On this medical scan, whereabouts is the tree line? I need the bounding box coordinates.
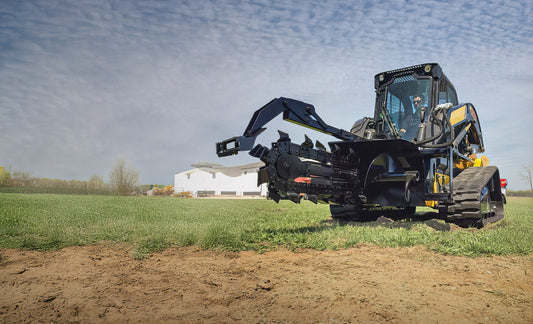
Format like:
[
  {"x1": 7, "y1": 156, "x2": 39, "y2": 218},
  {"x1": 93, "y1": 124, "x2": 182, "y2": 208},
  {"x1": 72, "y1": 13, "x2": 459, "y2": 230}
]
[{"x1": 0, "y1": 157, "x2": 141, "y2": 196}]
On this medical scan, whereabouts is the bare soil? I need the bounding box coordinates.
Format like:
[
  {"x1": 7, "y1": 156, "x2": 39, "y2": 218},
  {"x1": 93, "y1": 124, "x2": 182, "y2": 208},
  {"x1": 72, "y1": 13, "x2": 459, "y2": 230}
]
[{"x1": 1, "y1": 244, "x2": 531, "y2": 323}]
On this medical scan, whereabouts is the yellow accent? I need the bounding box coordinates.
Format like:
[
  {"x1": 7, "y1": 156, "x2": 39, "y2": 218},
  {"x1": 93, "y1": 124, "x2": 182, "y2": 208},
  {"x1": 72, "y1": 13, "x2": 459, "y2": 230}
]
[
  {"x1": 455, "y1": 152, "x2": 490, "y2": 169},
  {"x1": 286, "y1": 119, "x2": 333, "y2": 136},
  {"x1": 455, "y1": 153, "x2": 476, "y2": 170},
  {"x1": 474, "y1": 155, "x2": 489, "y2": 166},
  {"x1": 450, "y1": 105, "x2": 467, "y2": 126},
  {"x1": 425, "y1": 200, "x2": 437, "y2": 208},
  {"x1": 472, "y1": 155, "x2": 489, "y2": 167},
  {"x1": 425, "y1": 172, "x2": 450, "y2": 208},
  {"x1": 455, "y1": 160, "x2": 474, "y2": 170}
]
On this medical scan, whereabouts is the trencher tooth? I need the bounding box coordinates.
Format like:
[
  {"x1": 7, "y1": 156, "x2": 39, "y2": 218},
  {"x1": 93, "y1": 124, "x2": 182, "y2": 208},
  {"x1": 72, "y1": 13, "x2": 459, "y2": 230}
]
[
  {"x1": 277, "y1": 130, "x2": 291, "y2": 142},
  {"x1": 288, "y1": 193, "x2": 302, "y2": 204},
  {"x1": 302, "y1": 134, "x2": 313, "y2": 148},
  {"x1": 315, "y1": 140, "x2": 326, "y2": 151}
]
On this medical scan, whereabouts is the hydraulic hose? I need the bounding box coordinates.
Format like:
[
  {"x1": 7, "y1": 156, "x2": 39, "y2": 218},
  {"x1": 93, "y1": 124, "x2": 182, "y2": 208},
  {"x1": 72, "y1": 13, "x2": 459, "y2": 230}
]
[{"x1": 416, "y1": 104, "x2": 456, "y2": 148}]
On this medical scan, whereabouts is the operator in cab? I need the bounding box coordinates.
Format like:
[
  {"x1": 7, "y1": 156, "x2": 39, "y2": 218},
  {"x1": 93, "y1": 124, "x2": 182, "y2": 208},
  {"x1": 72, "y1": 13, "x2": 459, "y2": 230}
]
[{"x1": 400, "y1": 95, "x2": 426, "y2": 141}]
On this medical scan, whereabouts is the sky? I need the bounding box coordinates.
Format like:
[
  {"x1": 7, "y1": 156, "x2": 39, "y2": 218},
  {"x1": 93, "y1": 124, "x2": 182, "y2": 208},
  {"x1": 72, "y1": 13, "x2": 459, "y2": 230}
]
[{"x1": 1, "y1": 0, "x2": 532, "y2": 189}]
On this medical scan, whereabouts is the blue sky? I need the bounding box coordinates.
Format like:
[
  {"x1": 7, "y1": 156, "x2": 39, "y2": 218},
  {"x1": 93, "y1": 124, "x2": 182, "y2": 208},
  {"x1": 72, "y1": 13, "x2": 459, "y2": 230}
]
[{"x1": 1, "y1": 0, "x2": 532, "y2": 189}]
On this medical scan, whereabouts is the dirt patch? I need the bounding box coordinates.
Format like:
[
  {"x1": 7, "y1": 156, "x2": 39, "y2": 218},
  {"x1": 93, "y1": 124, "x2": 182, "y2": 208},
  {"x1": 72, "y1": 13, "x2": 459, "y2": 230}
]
[{"x1": 1, "y1": 245, "x2": 531, "y2": 323}]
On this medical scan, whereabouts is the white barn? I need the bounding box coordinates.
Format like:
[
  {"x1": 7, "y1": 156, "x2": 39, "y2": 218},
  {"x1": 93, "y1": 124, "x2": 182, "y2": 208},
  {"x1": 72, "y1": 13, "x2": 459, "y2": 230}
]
[{"x1": 174, "y1": 162, "x2": 267, "y2": 197}]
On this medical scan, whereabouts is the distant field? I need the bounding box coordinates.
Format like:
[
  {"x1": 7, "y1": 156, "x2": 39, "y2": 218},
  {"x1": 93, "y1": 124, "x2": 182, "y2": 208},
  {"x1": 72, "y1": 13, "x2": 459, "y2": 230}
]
[{"x1": 0, "y1": 194, "x2": 531, "y2": 258}]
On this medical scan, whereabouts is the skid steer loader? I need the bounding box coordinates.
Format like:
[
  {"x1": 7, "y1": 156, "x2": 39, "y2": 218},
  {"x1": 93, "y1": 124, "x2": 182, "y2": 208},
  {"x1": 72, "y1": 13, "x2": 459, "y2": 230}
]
[{"x1": 216, "y1": 63, "x2": 504, "y2": 228}]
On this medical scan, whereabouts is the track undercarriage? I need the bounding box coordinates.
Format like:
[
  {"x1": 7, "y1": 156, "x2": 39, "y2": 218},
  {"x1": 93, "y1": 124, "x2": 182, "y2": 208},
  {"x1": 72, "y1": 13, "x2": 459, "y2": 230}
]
[{"x1": 248, "y1": 132, "x2": 503, "y2": 228}]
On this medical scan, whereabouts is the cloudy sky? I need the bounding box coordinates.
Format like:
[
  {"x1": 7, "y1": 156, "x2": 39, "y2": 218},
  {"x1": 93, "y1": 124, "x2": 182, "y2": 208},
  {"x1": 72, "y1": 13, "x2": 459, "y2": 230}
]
[{"x1": 1, "y1": 0, "x2": 532, "y2": 189}]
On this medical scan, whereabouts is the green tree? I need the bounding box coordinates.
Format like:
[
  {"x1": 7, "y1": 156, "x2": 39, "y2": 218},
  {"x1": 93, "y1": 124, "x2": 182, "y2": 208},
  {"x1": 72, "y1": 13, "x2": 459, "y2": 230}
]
[
  {"x1": 0, "y1": 166, "x2": 10, "y2": 186},
  {"x1": 109, "y1": 157, "x2": 140, "y2": 195}
]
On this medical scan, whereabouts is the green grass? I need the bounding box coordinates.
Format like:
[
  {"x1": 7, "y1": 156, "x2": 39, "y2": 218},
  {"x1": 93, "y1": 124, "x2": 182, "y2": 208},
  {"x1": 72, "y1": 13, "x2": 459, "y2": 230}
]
[{"x1": 1, "y1": 194, "x2": 532, "y2": 258}]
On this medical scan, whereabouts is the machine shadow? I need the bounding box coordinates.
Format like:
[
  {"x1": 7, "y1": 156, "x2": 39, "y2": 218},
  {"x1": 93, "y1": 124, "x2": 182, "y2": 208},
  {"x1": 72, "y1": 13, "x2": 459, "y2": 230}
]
[
  {"x1": 254, "y1": 212, "x2": 455, "y2": 240},
  {"x1": 320, "y1": 212, "x2": 453, "y2": 232}
]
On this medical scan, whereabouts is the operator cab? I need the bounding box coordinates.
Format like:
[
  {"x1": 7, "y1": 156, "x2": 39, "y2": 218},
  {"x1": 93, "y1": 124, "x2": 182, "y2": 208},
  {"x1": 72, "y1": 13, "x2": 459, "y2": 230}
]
[{"x1": 374, "y1": 63, "x2": 458, "y2": 142}]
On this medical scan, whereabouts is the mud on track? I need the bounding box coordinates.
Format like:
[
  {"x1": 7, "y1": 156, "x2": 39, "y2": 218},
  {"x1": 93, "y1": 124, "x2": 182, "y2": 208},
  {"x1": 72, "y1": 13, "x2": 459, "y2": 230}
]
[{"x1": 1, "y1": 244, "x2": 532, "y2": 323}]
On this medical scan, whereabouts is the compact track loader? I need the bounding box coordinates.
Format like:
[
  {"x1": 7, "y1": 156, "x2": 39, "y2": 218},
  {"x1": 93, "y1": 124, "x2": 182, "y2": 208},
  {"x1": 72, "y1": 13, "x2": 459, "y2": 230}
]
[{"x1": 216, "y1": 63, "x2": 504, "y2": 228}]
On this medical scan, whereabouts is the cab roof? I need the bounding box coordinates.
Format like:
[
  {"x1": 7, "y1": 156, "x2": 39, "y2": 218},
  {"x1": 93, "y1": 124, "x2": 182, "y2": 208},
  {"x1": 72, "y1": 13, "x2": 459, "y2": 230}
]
[{"x1": 374, "y1": 63, "x2": 444, "y2": 89}]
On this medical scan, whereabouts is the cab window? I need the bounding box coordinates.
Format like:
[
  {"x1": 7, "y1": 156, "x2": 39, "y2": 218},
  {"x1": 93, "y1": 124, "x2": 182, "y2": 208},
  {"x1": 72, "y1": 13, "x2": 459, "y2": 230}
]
[
  {"x1": 438, "y1": 79, "x2": 458, "y2": 105},
  {"x1": 383, "y1": 74, "x2": 430, "y2": 140}
]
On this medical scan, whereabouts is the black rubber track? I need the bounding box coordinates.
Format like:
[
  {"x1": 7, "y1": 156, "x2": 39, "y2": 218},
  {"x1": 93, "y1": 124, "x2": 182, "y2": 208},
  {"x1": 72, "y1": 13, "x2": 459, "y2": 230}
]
[{"x1": 445, "y1": 166, "x2": 504, "y2": 228}]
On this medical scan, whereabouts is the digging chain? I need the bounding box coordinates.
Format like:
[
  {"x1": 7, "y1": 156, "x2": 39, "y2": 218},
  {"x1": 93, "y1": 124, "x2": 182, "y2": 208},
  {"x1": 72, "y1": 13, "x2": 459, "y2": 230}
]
[{"x1": 250, "y1": 136, "x2": 362, "y2": 204}]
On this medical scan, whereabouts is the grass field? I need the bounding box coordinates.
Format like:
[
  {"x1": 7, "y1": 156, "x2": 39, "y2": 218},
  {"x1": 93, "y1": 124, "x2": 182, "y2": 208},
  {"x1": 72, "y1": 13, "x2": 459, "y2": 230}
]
[{"x1": 1, "y1": 193, "x2": 532, "y2": 258}]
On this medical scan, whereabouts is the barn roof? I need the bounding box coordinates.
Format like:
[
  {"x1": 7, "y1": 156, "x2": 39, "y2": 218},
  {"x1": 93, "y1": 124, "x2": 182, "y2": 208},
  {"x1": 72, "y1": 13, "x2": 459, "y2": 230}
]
[{"x1": 176, "y1": 162, "x2": 265, "y2": 177}]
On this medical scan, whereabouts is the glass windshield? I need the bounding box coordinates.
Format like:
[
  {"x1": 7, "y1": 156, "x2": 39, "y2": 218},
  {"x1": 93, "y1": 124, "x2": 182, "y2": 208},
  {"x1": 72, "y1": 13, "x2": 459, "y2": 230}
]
[
  {"x1": 384, "y1": 75, "x2": 430, "y2": 141},
  {"x1": 438, "y1": 78, "x2": 458, "y2": 106}
]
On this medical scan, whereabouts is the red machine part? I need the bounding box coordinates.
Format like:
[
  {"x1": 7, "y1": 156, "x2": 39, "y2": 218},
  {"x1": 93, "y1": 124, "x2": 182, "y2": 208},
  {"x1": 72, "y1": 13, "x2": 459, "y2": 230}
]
[
  {"x1": 294, "y1": 177, "x2": 312, "y2": 184},
  {"x1": 500, "y1": 178, "x2": 507, "y2": 188}
]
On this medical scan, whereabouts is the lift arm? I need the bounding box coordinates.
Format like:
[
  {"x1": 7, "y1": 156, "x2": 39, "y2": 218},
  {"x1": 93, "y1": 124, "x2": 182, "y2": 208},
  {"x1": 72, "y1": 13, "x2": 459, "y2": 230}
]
[{"x1": 216, "y1": 97, "x2": 359, "y2": 157}]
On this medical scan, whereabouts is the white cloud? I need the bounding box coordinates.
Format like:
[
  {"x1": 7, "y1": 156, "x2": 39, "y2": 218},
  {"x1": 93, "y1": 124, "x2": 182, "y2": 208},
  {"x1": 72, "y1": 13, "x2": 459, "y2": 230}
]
[{"x1": 0, "y1": 0, "x2": 532, "y2": 188}]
